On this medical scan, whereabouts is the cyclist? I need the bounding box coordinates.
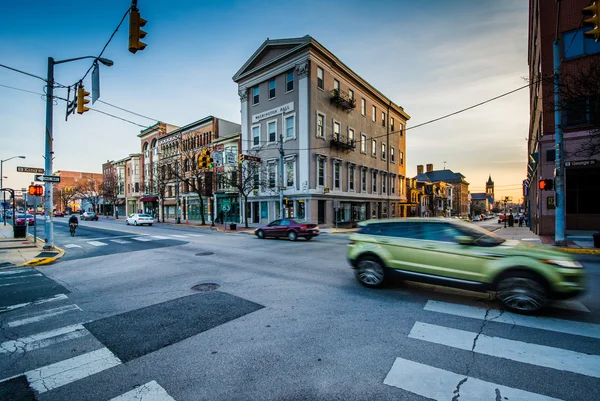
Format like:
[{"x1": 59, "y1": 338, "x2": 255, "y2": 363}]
[{"x1": 68, "y1": 214, "x2": 79, "y2": 235}]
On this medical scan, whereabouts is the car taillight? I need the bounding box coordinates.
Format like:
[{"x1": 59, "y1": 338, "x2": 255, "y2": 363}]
[{"x1": 301, "y1": 225, "x2": 307, "y2": 229}]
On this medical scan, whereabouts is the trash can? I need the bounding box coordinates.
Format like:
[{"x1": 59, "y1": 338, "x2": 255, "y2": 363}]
[
  {"x1": 593, "y1": 232, "x2": 600, "y2": 249},
  {"x1": 229, "y1": 223, "x2": 237, "y2": 231},
  {"x1": 13, "y1": 224, "x2": 27, "y2": 238}
]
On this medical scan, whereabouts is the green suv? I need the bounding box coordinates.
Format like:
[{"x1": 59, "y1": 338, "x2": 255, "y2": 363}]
[{"x1": 347, "y1": 218, "x2": 585, "y2": 314}]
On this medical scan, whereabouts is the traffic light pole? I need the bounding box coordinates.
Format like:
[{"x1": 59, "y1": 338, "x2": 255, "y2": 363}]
[
  {"x1": 43, "y1": 57, "x2": 55, "y2": 250},
  {"x1": 553, "y1": 38, "x2": 566, "y2": 245}
]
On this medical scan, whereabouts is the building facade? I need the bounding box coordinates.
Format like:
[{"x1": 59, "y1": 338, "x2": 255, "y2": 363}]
[
  {"x1": 413, "y1": 164, "x2": 469, "y2": 217},
  {"x1": 233, "y1": 36, "x2": 411, "y2": 226},
  {"x1": 53, "y1": 170, "x2": 103, "y2": 213},
  {"x1": 527, "y1": 0, "x2": 600, "y2": 235}
]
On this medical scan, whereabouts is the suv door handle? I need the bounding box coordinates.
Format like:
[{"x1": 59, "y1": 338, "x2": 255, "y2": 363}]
[
  {"x1": 379, "y1": 239, "x2": 390, "y2": 244},
  {"x1": 424, "y1": 245, "x2": 436, "y2": 249}
]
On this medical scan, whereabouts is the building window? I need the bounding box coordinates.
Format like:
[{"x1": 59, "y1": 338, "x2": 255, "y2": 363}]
[
  {"x1": 361, "y1": 169, "x2": 367, "y2": 192},
  {"x1": 286, "y1": 71, "x2": 294, "y2": 92},
  {"x1": 361, "y1": 98, "x2": 366, "y2": 116},
  {"x1": 333, "y1": 79, "x2": 339, "y2": 92},
  {"x1": 372, "y1": 171, "x2": 377, "y2": 193},
  {"x1": 564, "y1": 97, "x2": 599, "y2": 127},
  {"x1": 381, "y1": 143, "x2": 386, "y2": 160},
  {"x1": 399, "y1": 123, "x2": 404, "y2": 136},
  {"x1": 333, "y1": 121, "x2": 340, "y2": 140},
  {"x1": 400, "y1": 150, "x2": 404, "y2": 165},
  {"x1": 360, "y1": 133, "x2": 367, "y2": 153},
  {"x1": 317, "y1": 113, "x2": 325, "y2": 137},
  {"x1": 562, "y1": 28, "x2": 600, "y2": 59},
  {"x1": 546, "y1": 149, "x2": 555, "y2": 162},
  {"x1": 334, "y1": 162, "x2": 341, "y2": 189},
  {"x1": 317, "y1": 67, "x2": 324, "y2": 90},
  {"x1": 253, "y1": 86, "x2": 259, "y2": 105},
  {"x1": 252, "y1": 126, "x2": 260, "y2": 146},
  {"x1": 382, "y1": 174, "x2": 387, "y2": 194},
  {"x1": 253, "y1": 167, "x2": 259, "y2": 190},
  {"x1": 382, "y1": 112, "x2": 386, "y2": 127},
  {"x1": 348, "y1": 89, "x2": 354, "y2": 101},
  {"x1": 318, "y1": 158, "x2": 325, "y2": 186},
  {"x1": 391, "y1": 117, "x2": 395, "y2": 132},
  {"x1": 348, "y1": 128, "x2": 355, "y2": 145},
  {"x1": 372, "y1": 139, "x2": 377, "y2": 157},
  {"x1": 285, "y1": 115, "x2": 295, "y2": 139},
  {"x1": 349, "y1": 165, "x2": 355, "y2": 191},
  {"x1": 372, "y1": 105, "x2": 376, "y2": 122},
  {"x1": 390, "y1": 147, "x2": 395, "y2": 163},
  {"x1": 268, "y1": 163, "x2": 276, "y2": 189},
  {"x1": 268, "y1": 121, "x2": 277, "y2": 143},
  {"x1": 269, "y1": 79, "x2": 276, "y2": 99},
  {"x1": 391, "y1": 176, "x2": 396, "y2": 194},
  {"x1": 286, "y1": 159, "x2": 295, "y2": 187}
]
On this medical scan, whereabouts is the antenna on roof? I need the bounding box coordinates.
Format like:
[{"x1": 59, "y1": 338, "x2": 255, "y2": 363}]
[{"x1": 443, "y1": 161, "x2": 447, "y2": 169}]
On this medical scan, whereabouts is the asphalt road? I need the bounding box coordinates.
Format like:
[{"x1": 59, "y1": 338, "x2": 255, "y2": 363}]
[{"x1": 1, "y1": 220, "x2": 599, "y2": 400}]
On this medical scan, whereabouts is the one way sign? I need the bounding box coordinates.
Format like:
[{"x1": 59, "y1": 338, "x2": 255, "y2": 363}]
[{"x1": 34, "y1": 174, "x2": 61, "y2": 183}]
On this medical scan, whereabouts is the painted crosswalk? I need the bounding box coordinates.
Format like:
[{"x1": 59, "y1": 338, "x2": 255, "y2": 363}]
[
  {"x1": 110, "y1": 380, "x2": 176, "y2": 401},
  {"x1": 7, "y1": 304, "x2": 82, "y2": 327},
  {"x1": 383, "y1": 299, "x2": 600, "y2": 399},
  {"x1": 60, "y1": 233, "x2": 206, "y2": 250}
]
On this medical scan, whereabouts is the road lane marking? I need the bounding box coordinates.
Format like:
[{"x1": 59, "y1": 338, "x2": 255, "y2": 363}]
[
  {"x1": 552, "y1": 300, "x2": 591, "y2": 312},
  {"x1": 110, "y1": 380, "x2": 176, "y2": 401},
  {"x1": 87, "y1": 241, "x2": 109, "y2": 247},
  {"x1": 87, "y1": 234, "x2": 147, "y2": 241},
  {"x1": 0, "y1": 269, "x2": 34, "y2": 275},
  {"x1": 131, "y1": 237, "x2": 153, "y2": 242},
  {"x1": 409, "y1": 322, "x2": 600, "y2": 378},
  {"x1": 383, "y1": 357, "x2": 562, "y2": 401},
  {"x1": 2, "y1": 274, "x2": 43, "y2": 280},
  {"x1": 63, "y1": 244, "x2": 82, "y2": 248},
  {"x1": 150, "y1": 236, "x2": 171, "y2": 240},
  {"x1": 0, "y1": 294, "x2": 68, "y2": 313},
  {"x1": 25, "y1": 347, "x2": 122, "y2": 393},
  {"x1": 110, "y1": 239, "x2": 132, "y2": 244},
  {"x1": 0, "y1": 324, "x2": 89, "y2": 354},
  {"x1": 169, "y1": 235, "x2": 188, "y2": 238},
  {"x1": 186, "y1": 234, "x2": 205, "y2": 237},
  {"x1": 8, "y1": 304, "x2": 82, "y2": 327},
  {"x1": 424, "y1": 300, "x2": 600, "y2": 339}
]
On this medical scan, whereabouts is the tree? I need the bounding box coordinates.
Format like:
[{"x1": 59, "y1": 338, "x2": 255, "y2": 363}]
[
  {"x1": 145, "y1": 160, "x2": 169, "y2": 222},
  {"x1": 101, "y1": 170, "x2": 119, "y2": 216},
  {"x1": 74, "y1": 176, "x2": 101, "y2": 213},
  {"x1": 53, "y1": 185, "x2": 76, "y2": 212}
]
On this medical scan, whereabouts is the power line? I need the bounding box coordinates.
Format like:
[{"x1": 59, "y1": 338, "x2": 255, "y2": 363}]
[
  {"x1": 97, "y1": 100, "x2": 160, "y2": 122},
  {"x1": 89, "y1": 108, "x2": 148, "y2": 127}
]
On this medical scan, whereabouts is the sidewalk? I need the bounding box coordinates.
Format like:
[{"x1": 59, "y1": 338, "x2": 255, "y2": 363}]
[
  {"x1": 494, "y1": 225, "x2": 600, "y2": 255},
  {"x1": 0, "y1": 224, "x2": 64, "y2": 269}
]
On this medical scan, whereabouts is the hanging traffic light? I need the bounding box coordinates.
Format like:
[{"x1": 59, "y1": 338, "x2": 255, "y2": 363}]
[
  {"x1": 128, "y1": 7, "x2": 147, "y2": 53},
  {"x1": 583, "y1": 1, "x2": 600, "y2": 42},
  {"x1": 77, "y1": 85, "x2": 90, "y2": 114}
]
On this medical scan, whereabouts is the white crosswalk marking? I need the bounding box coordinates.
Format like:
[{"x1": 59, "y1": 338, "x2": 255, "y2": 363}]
[
  {"x1": 186, "y1": 234, "x2": 205, "y2": 237},
  {"x1": 110, "y1": 239, "x2": 132, "y2": 244},
  {"x1": 424, "y1": 300, "x2": 600, "y2": 339},
  {"x1": 131, "y1": 237, "x2": 153, "y2": 242},
  {"x1": 110, "y1": 380, "x2": 176, "y2": 401},
  {"x1": 384, "y1": 357, "x2": 562, "y2": 401},
  {"x1": 409, "y1": 322, "x2": 600, "y2": 378},
  {"x1": 3, "y1": 274, "x2": 42, "y2": 280},
  {"x1": 0, "y1": 294, "x2": 68, "y2": 313},
  {"x1": 0, "y1": 269, "x2": 33, "y2": 275},
  {"x1": 87, "y1": 241, "x2": 109, "y2": 247},
  {"x1": 169, "y1": 235, "x2": 188, "y2": 238},
  {"x1": 0, "y1": 324, "x2": 89, "y2": 354},
  {"x1": 8, "y1": 304, "x2": 82, "y2": 327},
  {"x1": 63, "y1": 244, "x2": 82, "y2": 248},
  {"x1": 150, "y1": 235, "x2": 171, "y2": 240},
  {"x1": 26, "y1": 347, "x2": 122, "y2": 393}
]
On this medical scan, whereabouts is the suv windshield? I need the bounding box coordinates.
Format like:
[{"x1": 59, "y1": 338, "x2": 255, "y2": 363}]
[{"x1": 455, "y1": 222, "x2": 506, "y2": 247}]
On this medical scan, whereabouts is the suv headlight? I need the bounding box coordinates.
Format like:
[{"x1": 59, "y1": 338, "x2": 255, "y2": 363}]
[{"x1": 542, "y1": 259, "x2": 583, "y2": 268}]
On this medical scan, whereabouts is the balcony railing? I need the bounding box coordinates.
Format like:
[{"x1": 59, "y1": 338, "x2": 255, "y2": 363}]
[
  {"x1": 330, "y1": 89, "x2": 356, "y2": 111},
  {"x1": 330, "y1": 134, "x2": 356, "y2": 151}
]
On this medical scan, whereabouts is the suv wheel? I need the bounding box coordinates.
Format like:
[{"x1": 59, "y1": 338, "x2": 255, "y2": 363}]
[
  {"x1": 496, "y1": 272, "x2": 548, "y2": 314},
  {"x1": 356, "y1": 256, "x2": 386, "y2": 288}
]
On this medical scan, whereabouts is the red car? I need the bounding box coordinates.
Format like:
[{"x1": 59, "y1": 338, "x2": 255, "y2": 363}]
[
  {"x1": 53, "y1": 210, "x2": 64, "y2": 217},
  {"x1": 255, "y1": 219, "x2": 320, "y2": 241},
  {"x1": 15, "y1": 214, "x2": 35, "y2": 226}
]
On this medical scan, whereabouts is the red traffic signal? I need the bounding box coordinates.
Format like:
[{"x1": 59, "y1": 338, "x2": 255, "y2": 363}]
[
  {"x1": 28, "y1": 185, "x2": 43, "y2": 196},
  {"x1": 538, "y1": 178, "x2": 554, "y2": 191}
]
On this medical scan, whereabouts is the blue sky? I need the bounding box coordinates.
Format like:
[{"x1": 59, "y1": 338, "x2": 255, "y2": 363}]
[{"x1": 1, "y1": 0, "x2": 529, "y2": 201}]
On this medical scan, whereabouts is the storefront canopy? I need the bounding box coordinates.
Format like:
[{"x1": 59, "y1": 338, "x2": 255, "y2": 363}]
[{"x1": 140, "y1": 196, "x2": 158, "y2": 202}]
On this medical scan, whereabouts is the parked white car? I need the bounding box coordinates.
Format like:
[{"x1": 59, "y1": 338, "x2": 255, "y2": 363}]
[{"x1": 126, "y1": 213, "x2": 154, "y2": 226}]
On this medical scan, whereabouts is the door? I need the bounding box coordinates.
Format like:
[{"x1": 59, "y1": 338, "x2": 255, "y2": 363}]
[
  {"x1": 318, "y1": 200, "x2": 325, "y2": 224},
  {"x1": 265, "y1": 219, "x2": 282, "y2": 237}
]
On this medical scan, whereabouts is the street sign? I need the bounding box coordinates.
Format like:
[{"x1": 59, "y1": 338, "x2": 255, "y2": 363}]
[
  {"x1": 17, "y1": 166, "x2": 45, "y2": 174},
  {"x1": 222, "y1": 204, "x2": 231, "y2": 212},
  {"x1": 243, "y1": 155, "x2": 261, "y2": 163},
  {"x1": 565, "y1": 160, "x2": 596, "y2": 167},
  {"x1": 34, "y1": 174, "x2": 61, "y2": 183}
]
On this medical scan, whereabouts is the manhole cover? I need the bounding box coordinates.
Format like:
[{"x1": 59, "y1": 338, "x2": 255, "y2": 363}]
[
  {"x1": 195, "y1": 252, "x2": 214, "y2": 256},
  {"x1": 191, "y1": 283, "x2": 220, "y2": 292}
]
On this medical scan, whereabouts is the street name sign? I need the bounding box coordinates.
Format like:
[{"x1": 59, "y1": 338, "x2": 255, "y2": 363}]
[
  {"x1": 243, "y1": 155, "x2": 262, "y2": 163},
  {"x1": 17, "y1": 166, "x2": 45, "y2": 174},
  {"x1": 34, "y1": 175, "x2": 61, "y2": 183}
]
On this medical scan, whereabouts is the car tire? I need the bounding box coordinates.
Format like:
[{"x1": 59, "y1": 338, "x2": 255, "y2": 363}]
[
  {"x1": 287, "y1": 230, "x2": 297, "y2": 241},
  {"x1": 134, "y1": 221, "x2": 138, "y2": 226},
  {"x1": 256, "y1": 229, "x2": 265, "y2": 239},
  {"x1": 126, "y1": 221, "x2": 130, "y2": 225},
  {"x1": 355, "y1": 256, "x2": 387, "y2": 288},
  {"x1": 496, "y1": 271, "x2": 548, "y2": 314},
  {"x1": 306, "y1": 236, "x2": 313, "y2": 240}
]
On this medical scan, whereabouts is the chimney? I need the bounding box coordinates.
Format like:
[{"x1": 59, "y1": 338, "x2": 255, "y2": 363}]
[
  {"x1": 426, "y1": 164, "x2": 433, "y2": 173},
  {"x1": 417, "y1": 165, "x2": 424, "y2": 175}
]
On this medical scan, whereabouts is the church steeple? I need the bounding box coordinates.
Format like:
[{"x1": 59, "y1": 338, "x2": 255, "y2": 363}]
[
  {"x1": 486, "y1": 175, "x2": 494, "y2": 201},
  {"x1": 486, "y1": 174, "x2": 494, "y2": 185}
]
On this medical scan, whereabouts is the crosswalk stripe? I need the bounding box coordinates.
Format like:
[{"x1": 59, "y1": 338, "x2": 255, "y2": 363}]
[
  {"x1": 552, "y1": 300, "x2": 591, "y2": 313},
  {"x1": 424, "y1": 300, "x2": 600, "y2": 339},
  {"x1": 110, "y1": 239, "x2": 132, "y2": 244},
  {"x1": 0, "y1": 269, "x2": 33, "y2": 275},
  {"x1": 0, "y1": 294, "x2": 68, "y2": 313},
  {"x1": 3, "y1": 274, "x2": 43, "y2": 280},
  {"x1": 0, "y1": 324, "x2": 89, "y2": 354},
  {"x1": 169, "y1": 235, "x2": 188, "y2": 238},
  {"x1": 383, "y1": 357, "x2": 562, "y2": 401},
  {"x1": 87, "y1": 241, "x2": 109, "y2": 247},
  {"x1": 150, "y1": 236, "x2": 171, "y2": 240},
  {"x1": 110, "y1": 380, "x2": 176, "y2": 401},
  {"x1": 7, "y1": 304, "x2": 82, "y2": 327},
  {"x1": 409, "y1": 322, "x2": 600, "y2": 378},
  {"x1": 186, "y1": 234, "x2": 205, "y2": 237},
  {"x1": 131, "y1": 237, "x2": 153, "y2": 242},
  {"x1": 63, "y1": 244, "x2": 82, "y2": 248},
  {"x1": 26, "y1": 347, "x2": 122, "y2": 393}
]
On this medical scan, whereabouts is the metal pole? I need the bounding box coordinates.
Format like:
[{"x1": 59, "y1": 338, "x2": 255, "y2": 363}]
[
  {"x1": 33, "y1": 190, "x2": 37, "y2": 244},
  {"x1": 1, "y1": 159, "x2": 4, "y2": 226},
  {"x1": 279, "y1": 132, "x2": 284, "y2": 219},
  {"x1": 553, "y1": 38, "x2": 566, "y2": 246},
  {"x1": 44, "y1": 57, "x2": 55, "y2": 250}
]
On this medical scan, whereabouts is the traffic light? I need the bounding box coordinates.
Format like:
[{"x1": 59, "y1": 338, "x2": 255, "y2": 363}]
[
  {"x1": 538, "y1": 178, "x2": 554, "y2": 191},
  {"x1": 239, "y1": 154, "x2": 244, "y2": 164},
  {"x1": 198, "y1": 155, "x2": 206, "y2": 169},
  {"x1": 208, "y1": 156, "x2": 214, "y2": 169},
  {"x1": 583, "y1": 1, "x2": 600, "y2": 42},
  {"x1": 128, "y1": 7, "x2": 147, "y2": 53},
  {"x1": 77, "y1": 85, "x2": 90, "y2": 114},
  {"x1": 28, "y1": 185, "x2": 43, "y2": 196}
]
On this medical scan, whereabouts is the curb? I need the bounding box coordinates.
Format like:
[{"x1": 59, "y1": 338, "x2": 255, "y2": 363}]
[{"x1": 556, "y1": 247, "x2": 600, "y2": 255}]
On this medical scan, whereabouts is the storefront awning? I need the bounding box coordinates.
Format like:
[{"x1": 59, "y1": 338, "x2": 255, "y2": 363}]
[
  {"x1": 114, "y1": 199, "x2": 126, "y2": 205},
  {"x1": 140, "y1": 196, "x2": 158, "y2": 202}
]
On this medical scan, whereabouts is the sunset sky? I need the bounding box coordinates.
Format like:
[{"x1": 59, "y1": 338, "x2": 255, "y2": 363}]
[{"x1": 1, "y1": 0, "x2": 528, "y2": 202}]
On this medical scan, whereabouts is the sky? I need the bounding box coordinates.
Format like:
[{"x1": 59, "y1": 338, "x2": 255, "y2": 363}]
[{"x1": 0, "y1": 0, "x2": 529, "y2": 203}]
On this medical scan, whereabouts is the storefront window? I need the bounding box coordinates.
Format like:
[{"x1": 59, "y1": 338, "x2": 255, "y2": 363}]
[{"x1": 296, "y1": 200, "x2": 305, "y2": 220}]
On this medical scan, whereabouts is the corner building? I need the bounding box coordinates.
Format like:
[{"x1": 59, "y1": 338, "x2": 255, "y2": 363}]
[{"x1": 233, "y1": 36, "x2": 410, "y2": 226}]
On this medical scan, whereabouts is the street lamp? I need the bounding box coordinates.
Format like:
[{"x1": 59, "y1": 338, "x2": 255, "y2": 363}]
[
  {"x1": 43, "y1": 56, "x2": 113, "y2": 249},
  {"x1": 1, "y1": 155, "x2": 26, "y2": 226}
]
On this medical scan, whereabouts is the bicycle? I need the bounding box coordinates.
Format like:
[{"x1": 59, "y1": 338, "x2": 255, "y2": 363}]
[{"x1": 69, "y1": 223, "x2": 77, "y2": 237}]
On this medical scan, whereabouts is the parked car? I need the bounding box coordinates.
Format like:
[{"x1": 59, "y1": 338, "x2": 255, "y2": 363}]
[
  {"x1": 15, "y1": 213, "x2": 35, "y2": 226},
  {"x1": 53, "y1": 210, "x2": 64, "y2": 217},
  {"x1": 81, "y1": 212, "x2": 99, "y2": 221},
  {"x1": 126, "y1": 213, "x2": 154, "y2": 226},
  {"x1": 498, "y1": 214, "x2": 507, "y2": 223},
  {"x1": 472, "y1": 215, "x2": 481, "y2": 222},
  {"x1": 255, "y1": 219, "x2": 320, "y2": 241},
  {"x1": 347, "y1": 218, "x2": 585, "y2": 314}
]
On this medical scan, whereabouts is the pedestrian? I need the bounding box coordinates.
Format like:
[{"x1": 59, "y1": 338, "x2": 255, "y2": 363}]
[
  {"x1": 217, "y1": 210, "x2": 224, "y2": 224},
  {"x1": 519, "y1": 215, "x2": 524, "y2": 227}
]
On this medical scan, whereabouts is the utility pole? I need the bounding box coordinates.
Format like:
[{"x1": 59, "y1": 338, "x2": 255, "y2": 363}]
[
  {"x1": 44, "y1": 57, "x2": 55, "y2": 250},
  {"x1": 279, "y1": 132, "x2": 284, "y2": 219},
  {"x1": 553, "y1": 2, "x2": 566, "y2": 245}
]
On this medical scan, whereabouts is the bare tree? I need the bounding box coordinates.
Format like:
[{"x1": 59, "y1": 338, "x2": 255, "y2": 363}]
[
  {"x1": 145, "y1": 161, "x2": 169, "y2": 222},
  {"x1": 74, "y1": 177, "x2": 102, "y2": 213},
  {"x1": 101, "y1": 170, "x2": 119, "y2": 216},
  {"x1": 53, "y1": 185, "x2": 76, "y2": 212}
]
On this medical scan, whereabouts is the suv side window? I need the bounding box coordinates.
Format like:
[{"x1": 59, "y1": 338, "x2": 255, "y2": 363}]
[
  {"x1": 420, "y1": 222, "x2": 461, "y2": 243},
  {"x1": 379, "y1": 222, "x2": 421, "y2": 238},
  {"x1": 357, "y1": 223, "x2": 385, "y2": 235}
]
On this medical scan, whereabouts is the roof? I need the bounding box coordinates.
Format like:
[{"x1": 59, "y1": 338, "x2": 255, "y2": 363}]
[
  {"x1": 471, "y1": 193, "x2": 488, "y2": 200},
  {"x1": 413, "y1": 169, "x2": 468, "y2": 185}
]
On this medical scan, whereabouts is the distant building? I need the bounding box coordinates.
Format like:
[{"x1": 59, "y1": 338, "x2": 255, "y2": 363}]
[
  {"x1": 470, "y1": 175, "x2": 494, "y2": 214},
  {"x1": 53, "y1": 170, "x2": 102, "y2": 213},
  {"x1": 413, "y1": 164, "x2": 469, "y2": 217}
]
